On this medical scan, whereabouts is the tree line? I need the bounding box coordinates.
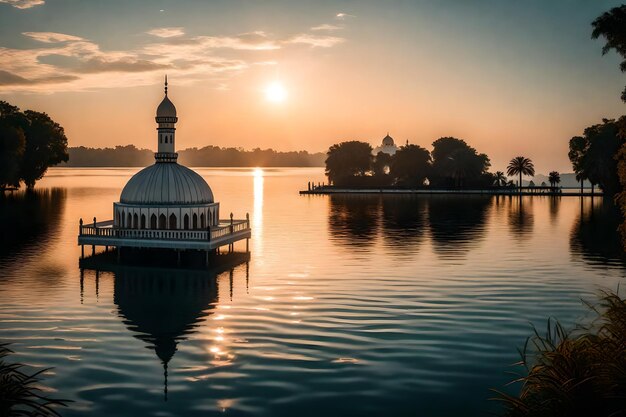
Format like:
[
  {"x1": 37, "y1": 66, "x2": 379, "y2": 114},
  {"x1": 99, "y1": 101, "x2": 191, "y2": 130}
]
[
  {"x1": 64, "y1": 145, "x2": 326, "y2": 167},
  {"x1": 325, "y1": 136, "x2": 545, "y2": 190},
  {"x1": 0, "y1": 101, "x2": 69, "y2": 189}
]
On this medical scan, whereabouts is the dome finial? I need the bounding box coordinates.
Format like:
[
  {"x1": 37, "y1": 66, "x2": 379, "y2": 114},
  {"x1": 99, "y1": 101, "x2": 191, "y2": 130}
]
[{"x1": 164, "y1": 74, "x2": 168, "y2": 96}]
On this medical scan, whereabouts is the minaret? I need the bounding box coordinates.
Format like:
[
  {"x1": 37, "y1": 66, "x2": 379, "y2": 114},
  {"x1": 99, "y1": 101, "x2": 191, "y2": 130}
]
[{"x1": 155, "y1": 75, "x2": 178, "y2": 163}]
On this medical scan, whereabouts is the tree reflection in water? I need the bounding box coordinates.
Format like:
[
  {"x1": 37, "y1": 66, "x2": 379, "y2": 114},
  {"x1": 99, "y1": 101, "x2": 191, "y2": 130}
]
[
  {"x1": 380, "y1": 196, "x2": 428, "y2": 255},
  {"x1": 427, "y1": 195, "x2": 491, "y2": 259},
  {"x1": 0, "y1": 188, "x2": 66, "y2": 259},
  {"x1": 506, "y1": 196, "x2": 534, "y2": 239},
  {"x1": 570, "y1": 198, "x2": 626, "y2": 267},
  {"x1": 327, "y1": 194, "x2": 491, "y2": 259},
  {"x1": 328, "y1": 195, "x2": 381, "y2": 247}
]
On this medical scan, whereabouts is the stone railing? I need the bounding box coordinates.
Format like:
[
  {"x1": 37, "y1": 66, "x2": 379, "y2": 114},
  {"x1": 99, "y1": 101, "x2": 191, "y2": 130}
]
[{"x1": 79, "y1": 215, "x2": 250, "y2": 242}]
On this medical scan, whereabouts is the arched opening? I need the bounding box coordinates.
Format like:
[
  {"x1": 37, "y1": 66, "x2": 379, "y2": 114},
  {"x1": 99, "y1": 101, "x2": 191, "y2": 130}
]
[
  {"x1": 141, "y1": 214, "x2": 146, "y2": 229},
  {"x1": 192, "y1": 213, "x2": 198, "y2": 229},
  {"x1": 200, "y1": 213, "x2": 205, "y2": 229},
  {"x1": 116, "y1": 210, "x2": 121, "y2": 227},
  {"x1": 133, "y1": 213, "x2": 139, "y2": 229},
  {"x1": 159, "y1": 214, "x2": 166, "y2": 229},
  {"x1": 127, "y1": 213, "x2": 132, "y2": 229},
  {"x1": 151, "y1": 214, "x2": 157, "y2": 229},
  {"x1": 169, "y1": 213, "x2": 177, "y2": 230},
  {"x1": 184, "y1": 213, "x2": 189, "y2": 230},
  {"x1": 208, "y1": 211, "x2": 212, "y2": 226}
]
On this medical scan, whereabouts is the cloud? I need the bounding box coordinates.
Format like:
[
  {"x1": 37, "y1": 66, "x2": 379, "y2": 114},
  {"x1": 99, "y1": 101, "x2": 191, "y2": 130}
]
[
  {"x1": 0, "y1": 70, "x2": 77, "y2": 86},
  {"x1": 335, "y1": 13, "x2": 355, "y2": 20},
  {"x1": 22, "y1": 32, "x2": 85, "y2": 43},
  {"x1": 0, "y1": 0, "x2": 44, "y2": 9},
  {"x1": 146, "y1": 27, "x2": 185, "y2": 38},
  {"x1": 286, "y1": 34, "x2": 345, "y2": 48},
  {"x1": 78, "y1": 57, "x2": 171, "y2": 74},
  {"x1": 0, "y1": 25, "x2": 346, "y2": 93},
  {"x1": 311, "y1": 24, "x2": 342, "y2": 31}
]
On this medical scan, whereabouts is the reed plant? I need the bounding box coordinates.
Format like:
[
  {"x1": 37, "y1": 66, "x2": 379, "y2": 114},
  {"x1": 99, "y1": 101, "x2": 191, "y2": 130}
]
[
  {"x1": 0, "y1": 343, "x2": 69, "y2": 416},
  {"x1": 494, "y1": 290, "x2": 626, "y2": 416}
]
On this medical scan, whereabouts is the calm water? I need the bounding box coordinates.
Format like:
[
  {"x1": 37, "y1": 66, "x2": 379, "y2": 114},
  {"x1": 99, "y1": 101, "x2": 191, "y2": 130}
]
[{"x1": 1, "y1": 167, "x2": 625, "y2": 417}]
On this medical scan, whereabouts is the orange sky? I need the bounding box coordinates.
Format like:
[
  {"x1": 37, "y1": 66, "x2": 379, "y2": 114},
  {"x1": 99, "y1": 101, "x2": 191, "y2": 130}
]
[{"x1": 0, "y1": 0, "x2": 624, "y2": 173}]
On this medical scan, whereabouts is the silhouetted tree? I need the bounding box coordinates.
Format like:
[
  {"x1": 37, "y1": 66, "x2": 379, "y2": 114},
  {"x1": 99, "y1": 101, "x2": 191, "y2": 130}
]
[
  {"x1": 390, "y1": 144, "x2": 431, "y2": 187},
  {"x1": 325, "y1": 141, "x2": 372, "y2": 185},
  {"x1": 569, "y1": 118, "x2": 624, "y2": 197},
  {"x1": 19, "y1": 110, "x2": 69, "y2": 188},
  {"x1": 507, "y1": 156, "x2": 535, "y2": 192},
  {"x1": 0, "y1": 101, "x2": 68, "y2": 189},
  {"x1": 373, "y1": 151, "x2": 393, "y2": 177},
  {"x1": 0, "y1": 123, "x2": 25, "y2": 188},
  {"x1": 592, "y1": 5, "x2": 626, "y2": 102},
  {"x1": 569, "y1": 135, "x2": 588, "y2": 189},
  {"x1": 430, "y1": 137, "x2": 490, "y2": 187},
  {"x1": 493, "y1": 171, "x2": 507, "y2": 187},
  {"x1": 548, "y1": 171, "x2": 561, "y2": 189}
]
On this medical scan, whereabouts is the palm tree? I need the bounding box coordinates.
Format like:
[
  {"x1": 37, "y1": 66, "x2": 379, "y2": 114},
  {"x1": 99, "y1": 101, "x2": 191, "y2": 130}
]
[
  {"x1": 548, "y1": 171, "x2": 561, "y2": 189},
  {"x1": 576, "y1": 172, "x2": 585, "y2": 195},
  {"x1": 493, "y1": 171, "x2": 507, "y2": 187},
  {"x1": 507, "y1": 156, "x2": 535, "y2": 193}
]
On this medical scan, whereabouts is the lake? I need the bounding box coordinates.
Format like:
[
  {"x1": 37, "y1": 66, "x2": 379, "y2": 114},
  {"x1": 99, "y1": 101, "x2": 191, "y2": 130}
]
[{"x1": 0, "y1": 167, "x2": 624, "y2": 417}]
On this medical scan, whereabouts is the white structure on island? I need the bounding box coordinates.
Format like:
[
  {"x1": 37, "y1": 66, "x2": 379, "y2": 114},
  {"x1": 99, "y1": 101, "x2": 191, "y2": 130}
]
[
  {"x1": 372, "y1": 133, "x2": 398, "y2": 156},
  {"x1": 78, "y1": 77, "x2": 251, "y2": 264}
]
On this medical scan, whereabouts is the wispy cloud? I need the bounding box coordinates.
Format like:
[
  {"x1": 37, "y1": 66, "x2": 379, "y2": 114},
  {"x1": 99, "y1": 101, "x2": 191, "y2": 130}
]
[
  {"x1": 0, "y1": 0, "x2": 44, "y2": 9},
  {"x1": 335, "y1": 13, "x2": 355, "y2": 20},
  {"x1": 146, "y1": 27, "x2": 185, "y2": 38},
  {"x1": 286, "y1": 34, "x2": 345, "y2": 48},
  {"x1": 0, "y1": 70, "x2": 77, "y2": 86},
  {"x1": 23, "y1": 32, "x2": 84, "y2": 43},
  {"x1": 0, "y1": 25, "x2": 346, "y2": 93},
  {"x1": 311, "y1": 24, "x2": 343, "y2": 31}
]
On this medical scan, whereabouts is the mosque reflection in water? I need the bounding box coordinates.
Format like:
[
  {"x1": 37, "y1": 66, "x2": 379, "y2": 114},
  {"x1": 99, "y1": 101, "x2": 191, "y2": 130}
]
[{"x1": 78, "y1": 253, "x2": 249, "y2": 401}]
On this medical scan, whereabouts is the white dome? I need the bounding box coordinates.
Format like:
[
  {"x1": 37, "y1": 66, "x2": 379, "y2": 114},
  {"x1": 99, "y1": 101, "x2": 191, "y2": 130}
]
[
  {"x1": 382, "y1": 134, "x2": 394, "y2": 146},
  {"x1": 156, "y1": 95, "x2": 177, "y2": 118},
  {"x1": 120, "y1": 163, "x2": 214, "y2": 205}
]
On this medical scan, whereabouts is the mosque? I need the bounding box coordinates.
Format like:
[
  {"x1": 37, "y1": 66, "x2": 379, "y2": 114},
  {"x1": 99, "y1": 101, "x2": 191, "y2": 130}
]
[
  {"x1": 372, "y1": 133, "x2": 399, "y2": 156},
  {"x1": 78, "y1": 77, "x2": 251, "y2": 264}
]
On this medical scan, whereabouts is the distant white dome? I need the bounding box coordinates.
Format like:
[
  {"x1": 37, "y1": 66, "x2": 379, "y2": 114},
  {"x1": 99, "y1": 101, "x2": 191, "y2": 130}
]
[
  {"x1": 382, "y1": 134, "x2": 394, "y2": 147},
  {"x1": 120, "y1": 163, "x2": 213, "y2": 205},
  {"x1": 156, "y1": 95, "x2": 177, "y2": 118}
]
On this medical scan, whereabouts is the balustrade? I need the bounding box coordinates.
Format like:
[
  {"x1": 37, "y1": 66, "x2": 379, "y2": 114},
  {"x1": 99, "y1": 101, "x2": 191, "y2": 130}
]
[{"x1": 79, "y1": 219, "x2": 250, "y2": 242}]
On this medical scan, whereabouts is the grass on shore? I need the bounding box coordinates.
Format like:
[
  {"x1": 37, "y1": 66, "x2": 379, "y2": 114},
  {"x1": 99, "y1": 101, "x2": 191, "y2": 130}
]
[
  {"x1": 493, "y1": 290, "x2": 626, "y2": 417},
  {"x1": 0, "y1": 343, "x2": 69, "y2": 416}
]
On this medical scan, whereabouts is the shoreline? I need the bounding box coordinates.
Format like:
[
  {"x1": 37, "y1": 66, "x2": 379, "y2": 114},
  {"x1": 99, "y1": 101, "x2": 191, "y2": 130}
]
[{"x1": 299, "y1": 188, "x2": 603, "y2": 197}]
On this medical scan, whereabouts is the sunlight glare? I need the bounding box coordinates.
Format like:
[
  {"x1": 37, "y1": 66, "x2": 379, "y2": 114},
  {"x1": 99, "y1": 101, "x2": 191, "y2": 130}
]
[{"x1": 264, "y1": 81, "x2": 287, "y2": 103}]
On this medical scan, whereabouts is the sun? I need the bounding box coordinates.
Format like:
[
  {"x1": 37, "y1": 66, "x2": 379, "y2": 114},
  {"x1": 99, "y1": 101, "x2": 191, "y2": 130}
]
[{"x1": 264, "y1": 81, "x2": 287, "y2": 103}]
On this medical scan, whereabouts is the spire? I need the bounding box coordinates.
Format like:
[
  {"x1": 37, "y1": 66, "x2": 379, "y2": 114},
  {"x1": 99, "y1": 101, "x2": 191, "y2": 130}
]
[{"x1": 164, "y1": 74, "x2": 168, "y2": 96}]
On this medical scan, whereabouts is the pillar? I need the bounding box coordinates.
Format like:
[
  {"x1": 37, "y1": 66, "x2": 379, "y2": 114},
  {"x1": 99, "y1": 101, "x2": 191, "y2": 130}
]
[
  {"x1": 79, "y1": 268, "x2": 84, "y2": 304},
  {"x1": 95, "y1": 270, "x2": 100, "y2": 300},
  {"x1": 81, "y1": 245, "x2": 84, "y2": 259}
]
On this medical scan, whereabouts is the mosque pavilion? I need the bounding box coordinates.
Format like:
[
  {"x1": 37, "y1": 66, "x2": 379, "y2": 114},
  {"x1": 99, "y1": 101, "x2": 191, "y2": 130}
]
[
  {"x1": 78, "y1": 77, "x2": 251, "y2": 264},
  {"x1": 372, "y1": 133, "x2": 399, "y2": 156}
]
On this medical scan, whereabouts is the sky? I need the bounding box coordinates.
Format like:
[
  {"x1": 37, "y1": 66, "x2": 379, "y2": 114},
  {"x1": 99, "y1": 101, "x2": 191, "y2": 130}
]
[{"x1": 0, "y1": 0, "x2": 624, "y2": 173}]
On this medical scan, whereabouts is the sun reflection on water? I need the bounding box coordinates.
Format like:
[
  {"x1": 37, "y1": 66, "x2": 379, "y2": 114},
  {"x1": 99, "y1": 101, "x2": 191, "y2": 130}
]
[{"x1": 253, "y1": 168, "x2": 264, "y2": 253}]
